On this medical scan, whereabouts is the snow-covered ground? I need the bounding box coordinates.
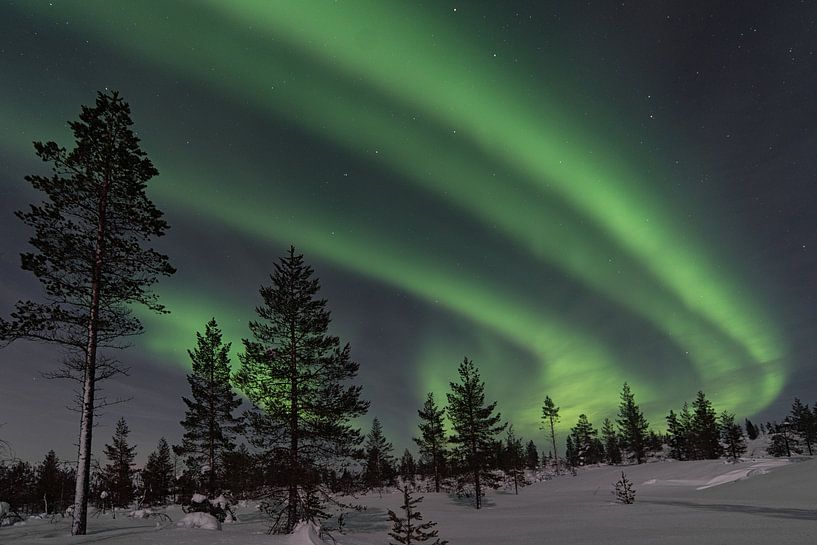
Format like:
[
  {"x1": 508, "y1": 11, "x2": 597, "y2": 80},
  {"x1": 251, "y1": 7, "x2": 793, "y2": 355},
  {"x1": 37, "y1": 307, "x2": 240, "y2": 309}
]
[{"x1": 3, "y1": 457, "x2": 816, "y2": 544}]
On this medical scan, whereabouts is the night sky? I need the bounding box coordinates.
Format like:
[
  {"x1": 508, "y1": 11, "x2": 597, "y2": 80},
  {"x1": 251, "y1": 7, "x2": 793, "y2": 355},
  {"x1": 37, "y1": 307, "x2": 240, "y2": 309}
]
[{"x1": 2, "y1": 2, "x2": 817, "y2": 464}]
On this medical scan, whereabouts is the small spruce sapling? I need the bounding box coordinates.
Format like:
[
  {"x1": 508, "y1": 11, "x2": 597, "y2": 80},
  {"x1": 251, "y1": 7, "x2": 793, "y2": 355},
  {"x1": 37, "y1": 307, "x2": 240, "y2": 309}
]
[
  {"x1": 613, "y1": 471, "x2": 636, "y2": 504},
  {"x1": 387, "y1": 487, "x2": 448, "y2": 545}
]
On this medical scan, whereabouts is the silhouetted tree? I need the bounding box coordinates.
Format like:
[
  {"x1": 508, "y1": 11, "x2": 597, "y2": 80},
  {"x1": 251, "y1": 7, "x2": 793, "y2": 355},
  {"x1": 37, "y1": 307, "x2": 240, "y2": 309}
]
[
  {"x1": 540, "y1": 396, "x2": 561, "y2": 473},
  {"x1": 413, "y1": 393, "x2": 447, "y2": 493},
  {"x1": 745, "y1": 418, "x2": 759, "y2": 440},
  {"x1": 178, "y1": 318, "x2": 243, "y2": 495},
  {"x1": 719, "y1": 412, "x2": 746, "y2": 462},
  {"x1": 790, "y1": 398, "x2": 815, "y2": 455},
  {"x1": 102, "y1": 418, "x2": 137, "y2": 507},
  {"x1": 234, "y1": 247, "x2": 368, "y2": 533},
  {"x1": 364, "y1": 418, "x2": 395, "y2": 491},
  {"x1": 600, "y1": 418, "x2": 622, "y2": 464},
  {"x1": 0, "y1": 91, "x2": 174, "y2": 534},
  {"x1": 503, "y1": 425, "x2": 525, "y2": 494},
  {"x1": 524, "y1": 440, "x2": 539, "y2": 470},
  {"x1": 570, "y1": 414, "x2": 603, "y2": 465},
  {"x1": 141, "y1": 438, "x2": 173, "y2": 505},
  {"x1": 399, "y1": 449, "x2": 417, "y2": 486},
  {"x1": 387, "y1": 487, "x2": 448, "y2": 544},
  {"x1": 616, "y1": 383, "x2": 649, "y2": 464},
  {"x1": 690, "y1": 391, "x2": 723, "y2": 459},
  {"x1": 447, "y1": 357, "x2": 506, "y2": 509}
]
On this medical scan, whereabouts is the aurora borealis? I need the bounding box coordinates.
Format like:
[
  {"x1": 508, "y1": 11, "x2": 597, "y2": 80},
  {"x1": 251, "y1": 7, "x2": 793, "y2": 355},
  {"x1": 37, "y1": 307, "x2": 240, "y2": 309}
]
[{"x1": 2, "y1": 2, "x2": 816, "y2": 462}]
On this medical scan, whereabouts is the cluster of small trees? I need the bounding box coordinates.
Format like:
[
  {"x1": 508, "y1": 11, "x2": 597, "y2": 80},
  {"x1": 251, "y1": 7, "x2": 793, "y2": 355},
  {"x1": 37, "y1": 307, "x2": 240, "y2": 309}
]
[{"x1": 0, "y1": 451, "x2": 75, "y2": 515}]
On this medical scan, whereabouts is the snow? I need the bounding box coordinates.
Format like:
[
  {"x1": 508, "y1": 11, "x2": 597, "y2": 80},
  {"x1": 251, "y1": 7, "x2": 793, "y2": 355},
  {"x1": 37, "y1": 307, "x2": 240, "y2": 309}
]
[
  {"x1": 1, "y1": 457, "x2": 816, "y2": 544},
  {"x1": 175, "y1": 512, "x2": 221, "y2": 530},
  {"x1": 190, "y1": 493, "x2": 208, "y2": 504}
]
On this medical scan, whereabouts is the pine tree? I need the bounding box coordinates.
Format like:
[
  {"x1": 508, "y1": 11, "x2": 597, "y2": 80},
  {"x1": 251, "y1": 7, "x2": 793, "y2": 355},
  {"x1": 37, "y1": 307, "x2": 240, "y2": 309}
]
[
  {"x1": 564, "y1": 435, "x2": 578, "y2": 468},
  {"x1": 36, "y1": 451, "x2": 69, "y2": 514},
  {"x1": 719, "y1": 412, "x2": 746, "y2": 462},
  {"x1": 178, "y1": 318, "x2": 243, "y2": 495},
  {"x1": 690, "y1": 391, "x2": 723, "y2": 459},
  {"x1": 666, "y1": 410, "x2": 689, "y2": 460},
  {"x1": 767, "y1": 418, "x2": 798, "y2": 457},
  {"x1": 0, "y1": 91, "x2": 174, "y2": 534},
  {"x1": 503, "y1": 426, "x2": 525, "y2": 494},
  {"x1": 399, "y1": 449, "x2": 417, "y2": 486},
  {"x1": 600, "y1": 418, "x2": 622, "y2": 464},
  {"x1": 789, "y1": 398, "x2": 815, "y2": 455},
  {"x1": 570, "y1": 414, "x2": 603, "y2": 466},
  {"x1": 363, "y1": 418, "x2": 395, "y2": 491},
  {"x1": 141, "y1": 438, "x2": 173, "y2": 505},
  {"x1": 102, "y1": 418, "x2": 137, "y2": 508},
  {"x1": 413, "y1": 393, "x2": 447, "y2": 493},
  {"x1": 524, "y1": 440, "x2": 539, "y2": 470},
  {"x1": 616, "y1": 383, "x2": 650, "y2": 464},
  {"x1": 613, "y1": 471, "x2": 636, "y2": 504},
  {"x1": 387, "y1": 487, "x2": 448, "y2": 545},
  {"x1": 233, "y1": 247, "x2": 368, "y2": 533},
  {"x1": 745, "y1": 418, "x2": 759, "y2": 440},
  {"x1": 446, "y1": 357, "x2": 506, "y2": 509},
  {"x1": 540, "y1": 396, "x2": 561, "y2": 474}
]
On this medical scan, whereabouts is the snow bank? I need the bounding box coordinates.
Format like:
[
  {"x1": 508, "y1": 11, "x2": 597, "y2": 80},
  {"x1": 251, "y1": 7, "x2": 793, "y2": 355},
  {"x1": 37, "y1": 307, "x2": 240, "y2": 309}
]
[
  {"x1": 282, "y1": 521, "x2": 324, "y2": 545},
  {"x1": 696, "y1": 459, "x2": 789, "y2": 490},
  {"x1": 190, "y1": 493, "x2": 207, "y2": 504},
  {"x1": 175, "y1": 512, "x2": 221, "y2": 530}
]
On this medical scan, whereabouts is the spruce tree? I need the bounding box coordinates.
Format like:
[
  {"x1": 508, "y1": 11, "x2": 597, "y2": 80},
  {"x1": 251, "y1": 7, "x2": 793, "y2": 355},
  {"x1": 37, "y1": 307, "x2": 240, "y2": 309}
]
[
  {"x1": 0, "y1": 91, "x2": 174, "y2": 534},
  {"x1": 564, "y1": 435, "x2": 578, "y2": 468},
  {"x1": 524, "y1": 440, "x2": 539, "y2": 470},
  {"x1": 600, "y1": 418, "x2": 622, "y2": 464},
  {"x1": 745, "y1": 418, "x2": 759, "y2": 440},
  {"x1": 141, "y1": 438, "x2": 174, "y2": 505},
  {"x1": 766, "y1": 419, "x2": 798, "y2": 457},
  {"x1": 570, "y1": 414, "x2": 602, "y2": 466},
  {"x1": 399, "y1": 449, "x2": 417, "y2": 486},
  {"x1": 387, "y1": 487, "x2": 448, "y2": 545},
  {"x1": 666, "y1": 410, "x2": 688, "y2": 460},
  {"x1": 178, "y1": 318, "x2": 243, "y2": 495},
  {"x1": 102, "y1": 418, "x2": 137, "y2": 508},
  {"x1": 363, "y1": 417, "x2": 395, "y2": 491},
  {"x1": 36, "y1": 451, "x2": 65, "y2": 514},
  {"x1": 446, "y1": 357, "x2": 506, "y2": 509},
  {"x1": 503, "y1": 426, "x2": 525, "y2": 494},
  {"x1": 413, "y1": 393, "x2": 448, "y2": 493},
  {"x1": 719, "y1": 412, "x2": 746, "y2": 462},
  {"x1": 789, "y1": 398, "x2": 815, "y2": 455},
  {"x1": 616, "y1": 383, "x2": 650, "y2": 464},
  {"x1": 234, "y1": 247, "x2": 368, "y2": 533},
  {"x1": 540, "y1": 396, "x2": 561, "y2": 473},
  {"x1": 690, "y1": 391, "x2": 723, "y2": 459}
]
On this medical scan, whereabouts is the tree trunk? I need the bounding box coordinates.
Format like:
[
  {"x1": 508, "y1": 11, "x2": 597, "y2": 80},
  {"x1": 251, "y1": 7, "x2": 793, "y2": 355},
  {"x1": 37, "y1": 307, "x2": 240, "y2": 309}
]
[
  {"x1": 549, "y1": 418, "x2": 559, "y2": 475},
  {"x1": 71, "y1": 169, "x2": 109, "y2": 536},
  {"x1": 287, "y1": 320, "x2": 299, "y2": 533}
]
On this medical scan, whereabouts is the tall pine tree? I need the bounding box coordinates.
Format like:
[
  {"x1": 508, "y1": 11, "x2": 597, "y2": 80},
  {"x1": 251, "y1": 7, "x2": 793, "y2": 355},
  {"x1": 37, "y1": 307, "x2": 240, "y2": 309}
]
[
  {"x1": 790, "y1": 398, "x2": 815, "y2": 455},
  {"x1": 178, "y1": 318, "x2": 242, "y2": 495},
  {"x1": 141, "y1": 438, "x2": 174, "y2": 505},
  {"x1": 234, "y1": 247, "x2": 368, "y2": 533},
  {"x1": 102, "y1": 418, "x2": 137, "y2": 508},
  {"x1": 413, "y1": 393, "x2": 447, "y2": 493},
  {"x1": 600, "y1": 418, "x2": 621, "y2": 464},
  {"x1": 540, "y1": 396, "x2": 560, "y2": 473},
  {"x1": 616, "y1": 383, "x2": 650, "y2": 464},
  {"x1": 0, "y1": 91, "x2": 174, "y2": 534},
  {"x1": 446, "y1": 357, "x2": 506, "y2": 509},
  {"x1": 690, "y1": 391, "x2": 723, "y2": 459},
  {"x1": 719, "y1": 412, "x2": 746, "y2": 462},
  {"x1": 363, "y1": 417, "x2": 395, "y2": 490}
]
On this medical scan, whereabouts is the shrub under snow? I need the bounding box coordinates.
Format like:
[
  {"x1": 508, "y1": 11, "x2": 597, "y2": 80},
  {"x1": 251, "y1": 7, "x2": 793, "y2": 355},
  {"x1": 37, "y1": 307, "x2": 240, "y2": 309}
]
[{"x1": 175, "y1": 512, "x2": 221, "y2": 531}]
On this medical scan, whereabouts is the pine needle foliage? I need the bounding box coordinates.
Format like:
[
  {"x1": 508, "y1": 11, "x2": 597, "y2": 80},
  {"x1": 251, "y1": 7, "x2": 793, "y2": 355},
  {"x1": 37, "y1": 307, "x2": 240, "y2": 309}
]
[
  {"x1": 234, "y1": 246, "x2": 368, "y2": 533},
  {"x1": 387, "y1": 487, "x2": 448, "y2": 545}
]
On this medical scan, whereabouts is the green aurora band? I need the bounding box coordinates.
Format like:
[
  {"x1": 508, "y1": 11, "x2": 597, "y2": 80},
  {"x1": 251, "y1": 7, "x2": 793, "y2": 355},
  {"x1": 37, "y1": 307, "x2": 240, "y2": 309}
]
[{"x1": 1, "y1": 2, "x2": 786, "y2": 437}]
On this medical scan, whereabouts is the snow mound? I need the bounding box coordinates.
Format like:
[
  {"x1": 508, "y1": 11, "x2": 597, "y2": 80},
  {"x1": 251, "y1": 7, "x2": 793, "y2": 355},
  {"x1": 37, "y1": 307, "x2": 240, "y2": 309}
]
[
  {"x1": 175, "y1": 512, "x2": 221, "y2": 530},
  {"x1": 190, "y1": 493, "x2": 207, "y2": 503},
  {"x1": 696, "y1": 459, "x2": 789, "y2": 490},
  {"x1": 283, "y1": 521, "x2": 324, "y2": 545},
  {"x1": 128, "y1": 508, "x2": 152, "y2": 518}
]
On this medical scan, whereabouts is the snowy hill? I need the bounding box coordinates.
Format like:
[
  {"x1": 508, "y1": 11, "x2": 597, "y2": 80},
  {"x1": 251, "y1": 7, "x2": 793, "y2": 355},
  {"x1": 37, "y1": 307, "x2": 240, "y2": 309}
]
[{"x1": 3, "y1": 457, "x2": 816, "y2": 544}]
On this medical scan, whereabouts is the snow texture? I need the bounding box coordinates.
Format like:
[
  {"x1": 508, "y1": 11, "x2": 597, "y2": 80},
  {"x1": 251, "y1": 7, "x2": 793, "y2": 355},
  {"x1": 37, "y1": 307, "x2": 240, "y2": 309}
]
[
  {"x1": 175, "y1": 512, "x2": 221, "y2": 530},
  {"x1": 1, "y1": 457, "x2": 816, "y2": 544}
]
